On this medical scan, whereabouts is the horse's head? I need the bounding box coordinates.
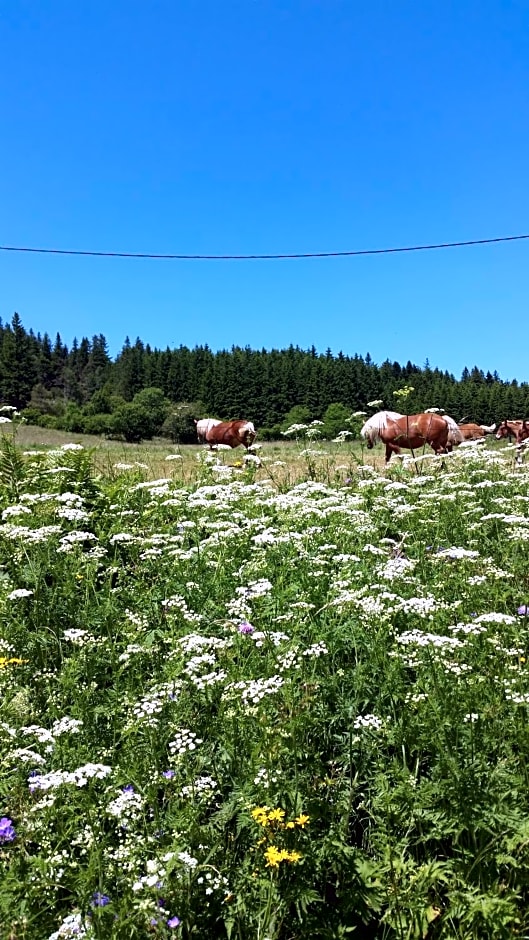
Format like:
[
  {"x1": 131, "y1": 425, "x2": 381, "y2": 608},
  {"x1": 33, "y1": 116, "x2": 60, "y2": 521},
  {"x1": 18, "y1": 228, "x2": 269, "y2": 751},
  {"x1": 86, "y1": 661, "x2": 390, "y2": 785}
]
[
  {"x1": 495, "y1": 420, "x2": 511, "y2": 440},
  {"x1": 238, "y1": 422, "x2": 256, "y2": 448}
]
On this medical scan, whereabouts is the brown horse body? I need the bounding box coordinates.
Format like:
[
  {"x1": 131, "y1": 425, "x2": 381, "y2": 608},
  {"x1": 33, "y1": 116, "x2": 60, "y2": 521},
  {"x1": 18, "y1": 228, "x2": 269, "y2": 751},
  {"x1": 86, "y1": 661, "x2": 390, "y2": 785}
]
[
  {"x1": 195, "y1": 418, "x2": 257, "y2": 450},
  {"x1": 361, "y1": 411, "x2": 460, "y2": 464},
  {"x1": 496, "y1": 420, "x2": 529, "y2": 444},
  {"x1": 457, "y1": 423, "x2": 496, "y2": 441}
]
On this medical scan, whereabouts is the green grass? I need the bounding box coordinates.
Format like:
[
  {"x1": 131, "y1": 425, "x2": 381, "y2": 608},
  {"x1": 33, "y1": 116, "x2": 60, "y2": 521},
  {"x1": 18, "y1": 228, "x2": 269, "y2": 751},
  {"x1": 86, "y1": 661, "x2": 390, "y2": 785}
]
[{"x1": 0, "y1": 427, "x2": 528, "y2": 939}]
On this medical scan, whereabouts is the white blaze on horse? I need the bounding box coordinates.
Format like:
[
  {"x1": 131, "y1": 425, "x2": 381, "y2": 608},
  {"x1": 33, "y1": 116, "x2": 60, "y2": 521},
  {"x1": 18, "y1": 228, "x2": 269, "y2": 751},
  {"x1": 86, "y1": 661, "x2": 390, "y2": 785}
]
[
  {"x1": 195, "y1": 418, "x2": 257, "y2": 450},
  {"x1": 361, "y1": 411, "x2": 462, "y2": 464}
]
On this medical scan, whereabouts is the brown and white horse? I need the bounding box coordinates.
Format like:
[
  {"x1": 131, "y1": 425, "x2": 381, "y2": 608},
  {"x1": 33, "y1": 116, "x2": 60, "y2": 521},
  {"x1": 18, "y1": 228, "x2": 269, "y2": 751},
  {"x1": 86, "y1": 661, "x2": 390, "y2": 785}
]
[
  {"x1": 496, "y1": 420, "x2": 529, "y2": 444},
  {"x1": 446, "y1": 422, "x2": 496, "y2": 446},
  {"x1": 457, "y1": 423, "x2": 496, "y2": 441},
  {"x1": 361, "y1": 411, "x2": 462, "y2": 464},
  {"x1": 195, "y1": 418, "x2": 257, "y2": 450}
]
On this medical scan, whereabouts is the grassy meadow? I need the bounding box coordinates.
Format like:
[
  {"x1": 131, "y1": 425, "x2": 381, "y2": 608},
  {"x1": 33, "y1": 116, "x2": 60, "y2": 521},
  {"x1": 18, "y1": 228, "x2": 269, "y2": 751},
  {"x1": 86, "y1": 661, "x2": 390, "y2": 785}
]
[{"x1": 1, "y1": 422, "x2": 529, "y2": 938}]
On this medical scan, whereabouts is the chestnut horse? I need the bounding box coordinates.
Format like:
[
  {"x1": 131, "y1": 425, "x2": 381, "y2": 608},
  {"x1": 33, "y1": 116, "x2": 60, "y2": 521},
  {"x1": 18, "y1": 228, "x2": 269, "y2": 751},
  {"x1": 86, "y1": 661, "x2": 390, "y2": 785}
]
[
  {"x1": 361, "y1": 411, "x2": 462, "y2": 464},
  {"x1": 447, "y1": 422, "x2": 496, "y2": 447},
  {"x1": 195, "y1": 418, "x2": 257, "y2": 450},
  {"x1": 496, "y1": 420, "x2": 529, "y2": 444}
]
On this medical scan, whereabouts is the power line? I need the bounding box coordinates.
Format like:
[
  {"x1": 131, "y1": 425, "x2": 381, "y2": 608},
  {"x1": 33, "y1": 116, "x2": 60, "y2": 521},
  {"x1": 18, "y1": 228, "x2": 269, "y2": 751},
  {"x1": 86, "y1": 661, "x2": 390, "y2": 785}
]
[{"x1": 0, "y1": 233, "x2": 528, "y2": 261}]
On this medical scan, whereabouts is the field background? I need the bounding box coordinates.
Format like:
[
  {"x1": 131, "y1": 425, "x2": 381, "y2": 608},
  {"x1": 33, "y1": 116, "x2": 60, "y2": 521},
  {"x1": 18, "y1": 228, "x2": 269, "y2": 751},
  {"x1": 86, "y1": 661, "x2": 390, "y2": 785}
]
[{"x1": 1, "y1": 424, "x2": 528, "y2": 940}]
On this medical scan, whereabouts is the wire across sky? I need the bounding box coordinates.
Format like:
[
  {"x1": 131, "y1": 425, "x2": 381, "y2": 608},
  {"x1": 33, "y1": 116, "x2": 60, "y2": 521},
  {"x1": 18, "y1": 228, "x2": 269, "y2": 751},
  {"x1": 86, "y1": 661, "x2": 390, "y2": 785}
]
[{"x1": 0, "y1": 233, "x2": 528, "y2": 261}]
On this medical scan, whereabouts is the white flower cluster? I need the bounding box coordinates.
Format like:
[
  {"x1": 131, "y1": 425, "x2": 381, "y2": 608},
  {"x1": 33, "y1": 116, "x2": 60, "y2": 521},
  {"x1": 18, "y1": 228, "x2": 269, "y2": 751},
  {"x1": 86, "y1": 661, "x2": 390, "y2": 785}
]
[
  {"x1": 276, "y1": 650, "x2": 301, "y2": 672},
  {"x1": 125, "y1": 608, "x2": 149, "y2": 630},
  {"x1": 180, "y1": 775, "x2": 218, "y2": 800},
  {"x1": 376, "y1": 557, "x2": 417, "y2": 580},
  {"x1": 162, "y1": 594, "x2": 202, "y2": 624},
  {"x1": 118, "y1": 643, "x2": 152, "y2": 663},
  {"x1": 224, "y1": 675, "x2": 284, "y2": 706},
  {"x1": 474, "y1": 612, "x2": 517, "y2": 625},
  {"x1": 10, "y1": 747, "x2": 47, "y2": 765},
  {"x1": 51, "y1": 717, "x2": 83, "y2": 736},
  {"x1": 177, "y1": 633, "x2": 230, "y2": 654},
  {"x1": 168, "y1": 729, "x2": 203, "y2": 757},
  {"x1": 183, "y1": 653, "x2": 217, "y2": 675},
  {"x1": 250, "y1": 630, "x2": 289, "y2": 648},
  {"x1": 57, "y1": 531, "x2": 97, "y2": 553},
  {"x1": 253, "y1": 766, "x2": 281, "y2": 787},
  {"x1": 178, "y1": 850, "x2": 199, "y2": 869},
  {"x1": 2, "y1": 505, "x2": 31, "y2": 519},
  {"x1": 7, "y1": 588, "x2": 34, "y2": 600},
  {"x1": 30, "y1": 763, "x2": 111, "y2": 791},
  {"x1": 353, "y1": 714, "x2": 383, "y2": 730},
  {"x1": 56, "y1": 507, "x2": 90, "y2": 522},
  {"x1": 434, "y1": 547, "x2": 480, "y2": 560},
  {"x1": 106, "y1": 787, "x2": 144, "y2": 820},
  {"x1": 131, "y1": 681, "x2": 182, "y2": 726},
  {"x1": 197, "y1": 870, "x2": 230, "y2": 896},
  {"x1": 1, "y1": 524, "x2": 62, "y2": 543},
  {"x1": 63, "y1": 629, "x2": 95, "y2": 645},
  {"x1": 48, "y1": 913, "x2": 91, "y2": 940},
  {"x1": 302, "y1": 641, "x2": 328, "y2": 657},
  {"x1": 396, "y1": 630, "x2": 464, "y2": 650}
]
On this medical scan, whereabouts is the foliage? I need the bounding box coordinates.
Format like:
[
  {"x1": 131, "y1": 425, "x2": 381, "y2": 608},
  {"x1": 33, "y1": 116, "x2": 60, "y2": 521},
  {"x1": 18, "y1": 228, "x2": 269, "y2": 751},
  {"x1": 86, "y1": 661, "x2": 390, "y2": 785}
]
[
  {"x1": 1, "y1": 437, "x2": 529, "y2": 936},
  {"x1": 160, "y1": 401, "x2": 207, "y2": 443},
  {"x1": 2, "y1": 314, "x2": 529, "y2": 437}
]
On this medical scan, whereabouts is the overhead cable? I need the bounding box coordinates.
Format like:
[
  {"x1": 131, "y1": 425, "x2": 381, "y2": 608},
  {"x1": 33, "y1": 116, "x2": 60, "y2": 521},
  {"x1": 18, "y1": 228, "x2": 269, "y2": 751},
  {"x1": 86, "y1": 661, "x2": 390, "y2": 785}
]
[{"x1": 0, "y1": 233, "x2": 528, "y2": 261}]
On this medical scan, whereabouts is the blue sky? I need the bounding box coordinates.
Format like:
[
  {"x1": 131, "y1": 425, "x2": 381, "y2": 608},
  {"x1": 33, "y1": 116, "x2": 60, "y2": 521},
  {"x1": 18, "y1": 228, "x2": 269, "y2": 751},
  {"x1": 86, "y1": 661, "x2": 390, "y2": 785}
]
[{"x1": 1, "y1": 1, "x2": 528, "y2": 380}]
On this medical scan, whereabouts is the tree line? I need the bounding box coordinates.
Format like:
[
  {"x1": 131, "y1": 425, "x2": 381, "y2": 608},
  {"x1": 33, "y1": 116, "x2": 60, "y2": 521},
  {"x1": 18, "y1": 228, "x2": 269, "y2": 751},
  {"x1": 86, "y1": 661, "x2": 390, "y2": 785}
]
[{"x1": 1, "y1": 312, "x2": 528, "y2": 442}]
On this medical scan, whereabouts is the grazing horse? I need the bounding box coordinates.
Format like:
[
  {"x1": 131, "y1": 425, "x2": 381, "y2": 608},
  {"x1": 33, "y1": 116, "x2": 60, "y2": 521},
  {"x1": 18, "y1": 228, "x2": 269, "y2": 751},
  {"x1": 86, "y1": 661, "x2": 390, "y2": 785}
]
[
  {"x1": 361, "y1": 411, "x2": 462, "y2": 464},
  {"x1": 195, "y1": 418, "x2": 257, "y2": 450},
  {"x1": 496, "y1": 420, "x2": 529, "y2": 444}
]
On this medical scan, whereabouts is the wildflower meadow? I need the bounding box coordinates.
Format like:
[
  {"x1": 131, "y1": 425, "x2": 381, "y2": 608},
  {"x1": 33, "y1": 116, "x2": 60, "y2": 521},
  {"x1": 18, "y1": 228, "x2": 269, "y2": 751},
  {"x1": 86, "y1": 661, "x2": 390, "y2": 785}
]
[{"x1": 2, "y1": 424, "x2": 529, "y2": 938}]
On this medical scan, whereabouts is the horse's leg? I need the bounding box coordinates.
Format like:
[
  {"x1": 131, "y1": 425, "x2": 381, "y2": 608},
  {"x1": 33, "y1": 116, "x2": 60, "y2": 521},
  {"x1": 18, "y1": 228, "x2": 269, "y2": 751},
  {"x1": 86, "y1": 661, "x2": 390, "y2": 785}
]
[{"x1": 386, "y1": 443, "x2": 400, "y2": 464}]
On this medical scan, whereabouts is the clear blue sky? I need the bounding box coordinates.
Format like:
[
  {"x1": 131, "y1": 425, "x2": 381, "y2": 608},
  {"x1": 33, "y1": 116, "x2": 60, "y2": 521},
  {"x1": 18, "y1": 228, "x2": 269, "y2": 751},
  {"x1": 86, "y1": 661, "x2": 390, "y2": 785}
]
[{"x1": 1, "y1": 1, "x2": 528, "y2": 380}]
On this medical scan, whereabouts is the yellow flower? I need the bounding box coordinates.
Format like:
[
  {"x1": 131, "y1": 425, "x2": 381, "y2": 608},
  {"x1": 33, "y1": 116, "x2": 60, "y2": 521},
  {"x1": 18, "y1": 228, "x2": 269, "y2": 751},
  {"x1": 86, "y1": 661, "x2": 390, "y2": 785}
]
[
  {"x1": 0, "y1": 656, "x2": 27, "y2": 669},
  {"x1": 285, "y1": 821, "x2": 295, "y2": 829},
  {"x1": 264, "y1": 845, "x2": 283, "y2": 868},
  {"x1": 285, "y1": 850, "x2": 302, "y2": 863},
  {"x1": 251, "y1": 806, "x2": 270, "y2": 826},
  {"x1": 267, "y1": 808, "x2": 286, "y2": 823},
  {"x1": 294, "y1": 813, "x2": 310, "y2": 827}
]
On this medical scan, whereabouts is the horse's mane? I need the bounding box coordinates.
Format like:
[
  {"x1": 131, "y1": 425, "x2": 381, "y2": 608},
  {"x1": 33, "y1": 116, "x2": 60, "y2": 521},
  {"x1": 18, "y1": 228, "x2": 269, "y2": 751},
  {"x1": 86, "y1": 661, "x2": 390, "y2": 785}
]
[
  {"x1": 442, "y1": 414, "x2": 461, "y2": 433},
  {"x1": 360, "y1": 411, "x2": 403, "y2": 444}
]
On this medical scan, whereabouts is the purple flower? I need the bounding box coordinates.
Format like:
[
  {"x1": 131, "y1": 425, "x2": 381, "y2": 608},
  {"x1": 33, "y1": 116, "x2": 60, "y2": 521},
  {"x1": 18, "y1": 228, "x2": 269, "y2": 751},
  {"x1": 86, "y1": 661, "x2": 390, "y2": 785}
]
[
  {"x1": 518, "y1": 605, "x2": 529, "y2": 616},
  {"x1": 167, "y1": 916, "x2": 181, "y2": 928},
  {"x1": 238, "y1": 621, "x2": 254, "y2": 635},
  {"x1": 0, "y1": 817, "x2": 16, "y2": 843},
  {"x1": 122, "y1": 784, "x2": 135, "y2": 793},
  {"x1": 91, "y1": 892, "x2": 110, "y2": 907},
  {"x1": 162, "y1": 770, "x2": 175, "y2": 779}
]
